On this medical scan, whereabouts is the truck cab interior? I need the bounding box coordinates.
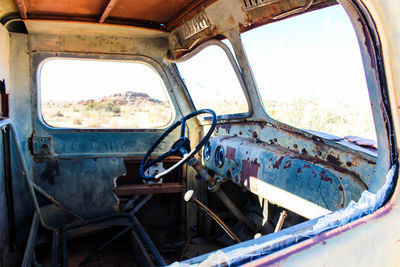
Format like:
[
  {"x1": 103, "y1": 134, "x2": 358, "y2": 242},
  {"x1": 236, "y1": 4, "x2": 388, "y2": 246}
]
[{"x1": 0, "y1": 0, "x2": 398, "y2": 266}]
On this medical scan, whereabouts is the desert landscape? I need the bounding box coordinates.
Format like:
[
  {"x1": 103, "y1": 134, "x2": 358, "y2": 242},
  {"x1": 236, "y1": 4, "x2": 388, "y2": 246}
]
[
  {"x1": 41, "y1": 91, "x2": 173, "y2": 129},
  {"x1": 42, "y1": 90, "x2": 376, "y2": 141}
]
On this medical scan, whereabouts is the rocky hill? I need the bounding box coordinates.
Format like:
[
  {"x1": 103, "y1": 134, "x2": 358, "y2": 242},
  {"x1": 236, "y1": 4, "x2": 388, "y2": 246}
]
[
  {"x1": 42, "y1": 90, "x2": 172, "y2": 128},
  {"x1": 77, "y1": 91, "x2": 164, "y2": 106}
]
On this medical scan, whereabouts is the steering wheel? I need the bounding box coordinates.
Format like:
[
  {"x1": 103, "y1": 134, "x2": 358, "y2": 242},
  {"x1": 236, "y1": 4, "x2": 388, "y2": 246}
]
[{"x1": 139, "y1": 109, "x2": 217, "y2": 181}]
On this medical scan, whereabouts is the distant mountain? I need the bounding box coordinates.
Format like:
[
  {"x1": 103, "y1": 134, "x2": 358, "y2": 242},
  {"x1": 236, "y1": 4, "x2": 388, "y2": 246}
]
[{"x1": 78, "y1": 91, "x2": 164, "y2": 105}]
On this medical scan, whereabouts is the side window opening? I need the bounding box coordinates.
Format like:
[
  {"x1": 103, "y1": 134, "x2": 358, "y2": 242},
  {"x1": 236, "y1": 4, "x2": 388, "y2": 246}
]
[
  {"x1": 175, "y1": 43, "x2": 249, "y2": 117},
  {"x1": 241, "y1": 5, "x2": 376, "y2": 142},
  {"x1": 40, "y1": 59, "x2": 173, "y2": 129}
]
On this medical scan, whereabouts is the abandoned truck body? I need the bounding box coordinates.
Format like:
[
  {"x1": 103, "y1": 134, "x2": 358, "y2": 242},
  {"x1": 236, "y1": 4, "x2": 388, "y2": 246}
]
[{"x1": 0, "y1": 0, "x2": 399, "y2": 266}]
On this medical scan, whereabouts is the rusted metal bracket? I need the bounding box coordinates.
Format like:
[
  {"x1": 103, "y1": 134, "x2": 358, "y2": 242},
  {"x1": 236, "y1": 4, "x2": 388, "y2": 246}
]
[{"x1": 31, "y1": 136, "x2": 53, "y2": 155}]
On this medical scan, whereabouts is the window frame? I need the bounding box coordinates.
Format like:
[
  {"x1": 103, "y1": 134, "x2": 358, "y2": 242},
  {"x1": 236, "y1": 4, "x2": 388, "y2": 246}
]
[
  {"x1": 35, "y1": 54, "x2": 177, "y2": 132},
  {"x1": 170, "y1": 39, "x2": 252, "y2": 121}
]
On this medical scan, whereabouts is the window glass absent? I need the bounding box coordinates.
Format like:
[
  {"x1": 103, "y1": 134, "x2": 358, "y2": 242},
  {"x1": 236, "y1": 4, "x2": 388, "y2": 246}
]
[
  {"x1": 241, "y1": 5, "x2": 376, "y2": 141},
  {"x1": 176, "y1": 44, "x2": 248, "y2": 116},
  {"x1": 40, "y1": 59, "x2": 173, "y2": 129}
]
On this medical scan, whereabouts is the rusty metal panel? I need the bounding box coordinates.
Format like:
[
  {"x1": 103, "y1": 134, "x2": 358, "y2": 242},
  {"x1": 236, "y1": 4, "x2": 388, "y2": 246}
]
[
  {"x1": 34, "y1": 158, "x2": 126, "y2": 220},
  {"x1": 202, "y1": 122, "x2": 376, "y2": 219},
  {"x1": 8, "y1": 33, "x2": 36, "y2": 246},
  {"x1": 205, "y1": 136, "x2": 348, "y2": 218},
  {"x1": 11, "y1": 0, "x2": 216, "y2": 29},
  {"x1": 108, "y1": 0, "x2": 194, "y2": 23},
  {"x1": 215, "y1": 122, "x2": 376, "y2": 187},
  {"x1": 26, "y1": 0, "x2": 107, "y2": 17}
]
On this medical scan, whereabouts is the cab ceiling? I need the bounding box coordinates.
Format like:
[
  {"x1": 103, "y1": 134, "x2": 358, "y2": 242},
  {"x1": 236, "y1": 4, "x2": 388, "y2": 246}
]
[{"x1": 13, "y1": 0, "x2": 216, "y2": 30}]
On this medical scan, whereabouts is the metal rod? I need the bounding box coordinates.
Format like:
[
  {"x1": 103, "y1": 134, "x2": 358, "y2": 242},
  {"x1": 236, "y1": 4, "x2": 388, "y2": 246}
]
[
  {"x1": 129, "y1": 194, "x2": 153, "y2": 215},
  {"x1": 80, "y1": 224, "x2": 135, "y2": 265},
  {"x1": 62, "y1": 227, "x2": 68, "y2": 267},
  {"x1": 33, "y1": 252, "x2": 43, "y2": 267},
  {"x1": 66, "y1": 213, "x2": 133, "y2": 230},
  {"x1": 184, "y1": 190, "x2": 241, "y2": 243},
  {"x1": 6, "y1": 123, "x2": 52, "y2": 229},
  {"x1": 188, "y1": 158, "x2": 255, "y2": 234},
  {"x1": 131, "y1": 216, "x2": 166, "y2": 266},
  {"x1": 194, "y1": 198, "x2": 241, "y2": 243},
  {"x1": 22, "y1": 212, "x2": 40, "y2": 267},
  {"x1": 121, "y1": 195, "x2": 141, "y2": 212},
  {"x1": 274, "y1": 210, "x2": 287, "y2": 232},
  {"x1": 50, "y1": 229, "x2": 59, "y2": 267},
  {"x1": 7, "y1": 122, "x2": 82, "y2": 229},
  {"x1": 130, "y1": 230, "x2": 155, "y2": 267},
  {"x1": 179, "y1": 225, "x2": 196, "y2": 261},
  {"x1": 187, "y1": 157, "x2": 215, "y2": 185},
  {"x1": 2, "y1": 126, "x2": 16, "y2": 250},
  {"x1": 214, "y1": 188, "x2": 256, "y2": 234},
  {"x1": 32, "y1": 183, "x2": 84, "y2": 221}
]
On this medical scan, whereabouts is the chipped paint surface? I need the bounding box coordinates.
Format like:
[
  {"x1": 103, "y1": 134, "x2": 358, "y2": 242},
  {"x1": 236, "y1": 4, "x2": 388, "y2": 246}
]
[
  {"x1": 226, "y1": 146, "x2": 236, "y2": 161},
  {"x1": 204, "y1": 121, "x2": 377, "y2": 218},
  {"x1": 205, "y1": 136, "x2": 350, "y2": 216},
  {"x1": 214, "y1": 121, "x2": 376, "y2": 186},
  {"x1": 35, "y1": 158, "x2": 126, "y2": 221}
]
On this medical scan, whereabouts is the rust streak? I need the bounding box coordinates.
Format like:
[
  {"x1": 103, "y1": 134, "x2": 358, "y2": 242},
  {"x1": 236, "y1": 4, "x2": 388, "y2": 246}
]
[
  {"x1": 319, "y1": 170, "x2": 333, "y2": 184},
  {"x1": 166, "y1": 0, "x2": 218, "y2": 30},
  {"x1": 226, "y1": 146, "x2": 236, "y2": 161},
  {"x1": 312, "y1": 170, "x2": 317, "y2": 178},
  {"x1": 303, "y1": 164, "x2": 311, "y2": 169},
  {"x1": 240, "y1": 159, "x2": 260, "y2": 188},
  {"x1": 273, "y1": 156, "x2": 284, "y2": 169},
  {"x1": 327, "y1": 154, "x2": 342, "y2": 166},
  {"x1": 357, "y1": 17, "x2": 377, "y2": 70},
  {"x1": 100, "y1": 0, "x2": 120, "y2": 23},
  {"x1": 283, "y1": 160, "x2": 292, "y2": 169},
  {"x1": 216, "y1": 124, "x2": 232, "y2": 134}
]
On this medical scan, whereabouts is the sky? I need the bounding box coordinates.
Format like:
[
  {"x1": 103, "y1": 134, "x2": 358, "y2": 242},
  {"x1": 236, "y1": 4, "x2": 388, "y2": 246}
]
[
  {"x1": 176, "y1": 44, "x2": 247, "y2": 105},
  {"x1": 40, "y1": 5, "x2": 370, "y2": 110},
  {"x1": 240, "y1": 4, "x2": 369, "y2": 107},
  {"x1": 40, "y1": 59, "x2": 169, "y2": 102}
]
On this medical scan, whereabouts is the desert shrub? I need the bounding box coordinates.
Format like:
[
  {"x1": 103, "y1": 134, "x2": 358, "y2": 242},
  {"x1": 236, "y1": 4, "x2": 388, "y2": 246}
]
[
  {"x1": 112, "y1": 106, "x2": 121, "y2": 115},
  {"x1": 104, "y1": 102, "x2": 115, "y2": 112},
  {"x1": 85, "y1": 102, "x2": 99, "y2": 111}
]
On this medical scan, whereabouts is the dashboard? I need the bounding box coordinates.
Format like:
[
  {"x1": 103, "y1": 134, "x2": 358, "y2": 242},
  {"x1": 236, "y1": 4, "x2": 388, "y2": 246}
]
[{"x1": 202, "y1": 122, "x2": 376, "y2": 219}]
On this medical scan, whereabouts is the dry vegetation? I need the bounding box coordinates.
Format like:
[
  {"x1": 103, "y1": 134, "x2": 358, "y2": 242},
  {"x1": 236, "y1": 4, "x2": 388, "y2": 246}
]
[
  {"x1": 42, "y1": 91, "x2": 172, "y2": 129},
  {"x1": 264, "y1": 98, "x2": 376, "y2": 140},
  {"x1": 42, "y1": 91, "x2": 376, "y2": 141},
  {"x1": 197, "y1": 97, "x2": 376, "y2": 141}
]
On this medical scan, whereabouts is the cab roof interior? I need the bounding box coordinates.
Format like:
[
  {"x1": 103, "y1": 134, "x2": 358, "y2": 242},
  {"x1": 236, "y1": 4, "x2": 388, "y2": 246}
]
[
  {"x1": 11, "y1": 0, "x2": 217, "y2": 31},
  {"x1": 3, "y1": 0, "x2": 339, "y2": 58},
  {"x1": 5, "y1": 0, "x2": 339, "y2": 32}
]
